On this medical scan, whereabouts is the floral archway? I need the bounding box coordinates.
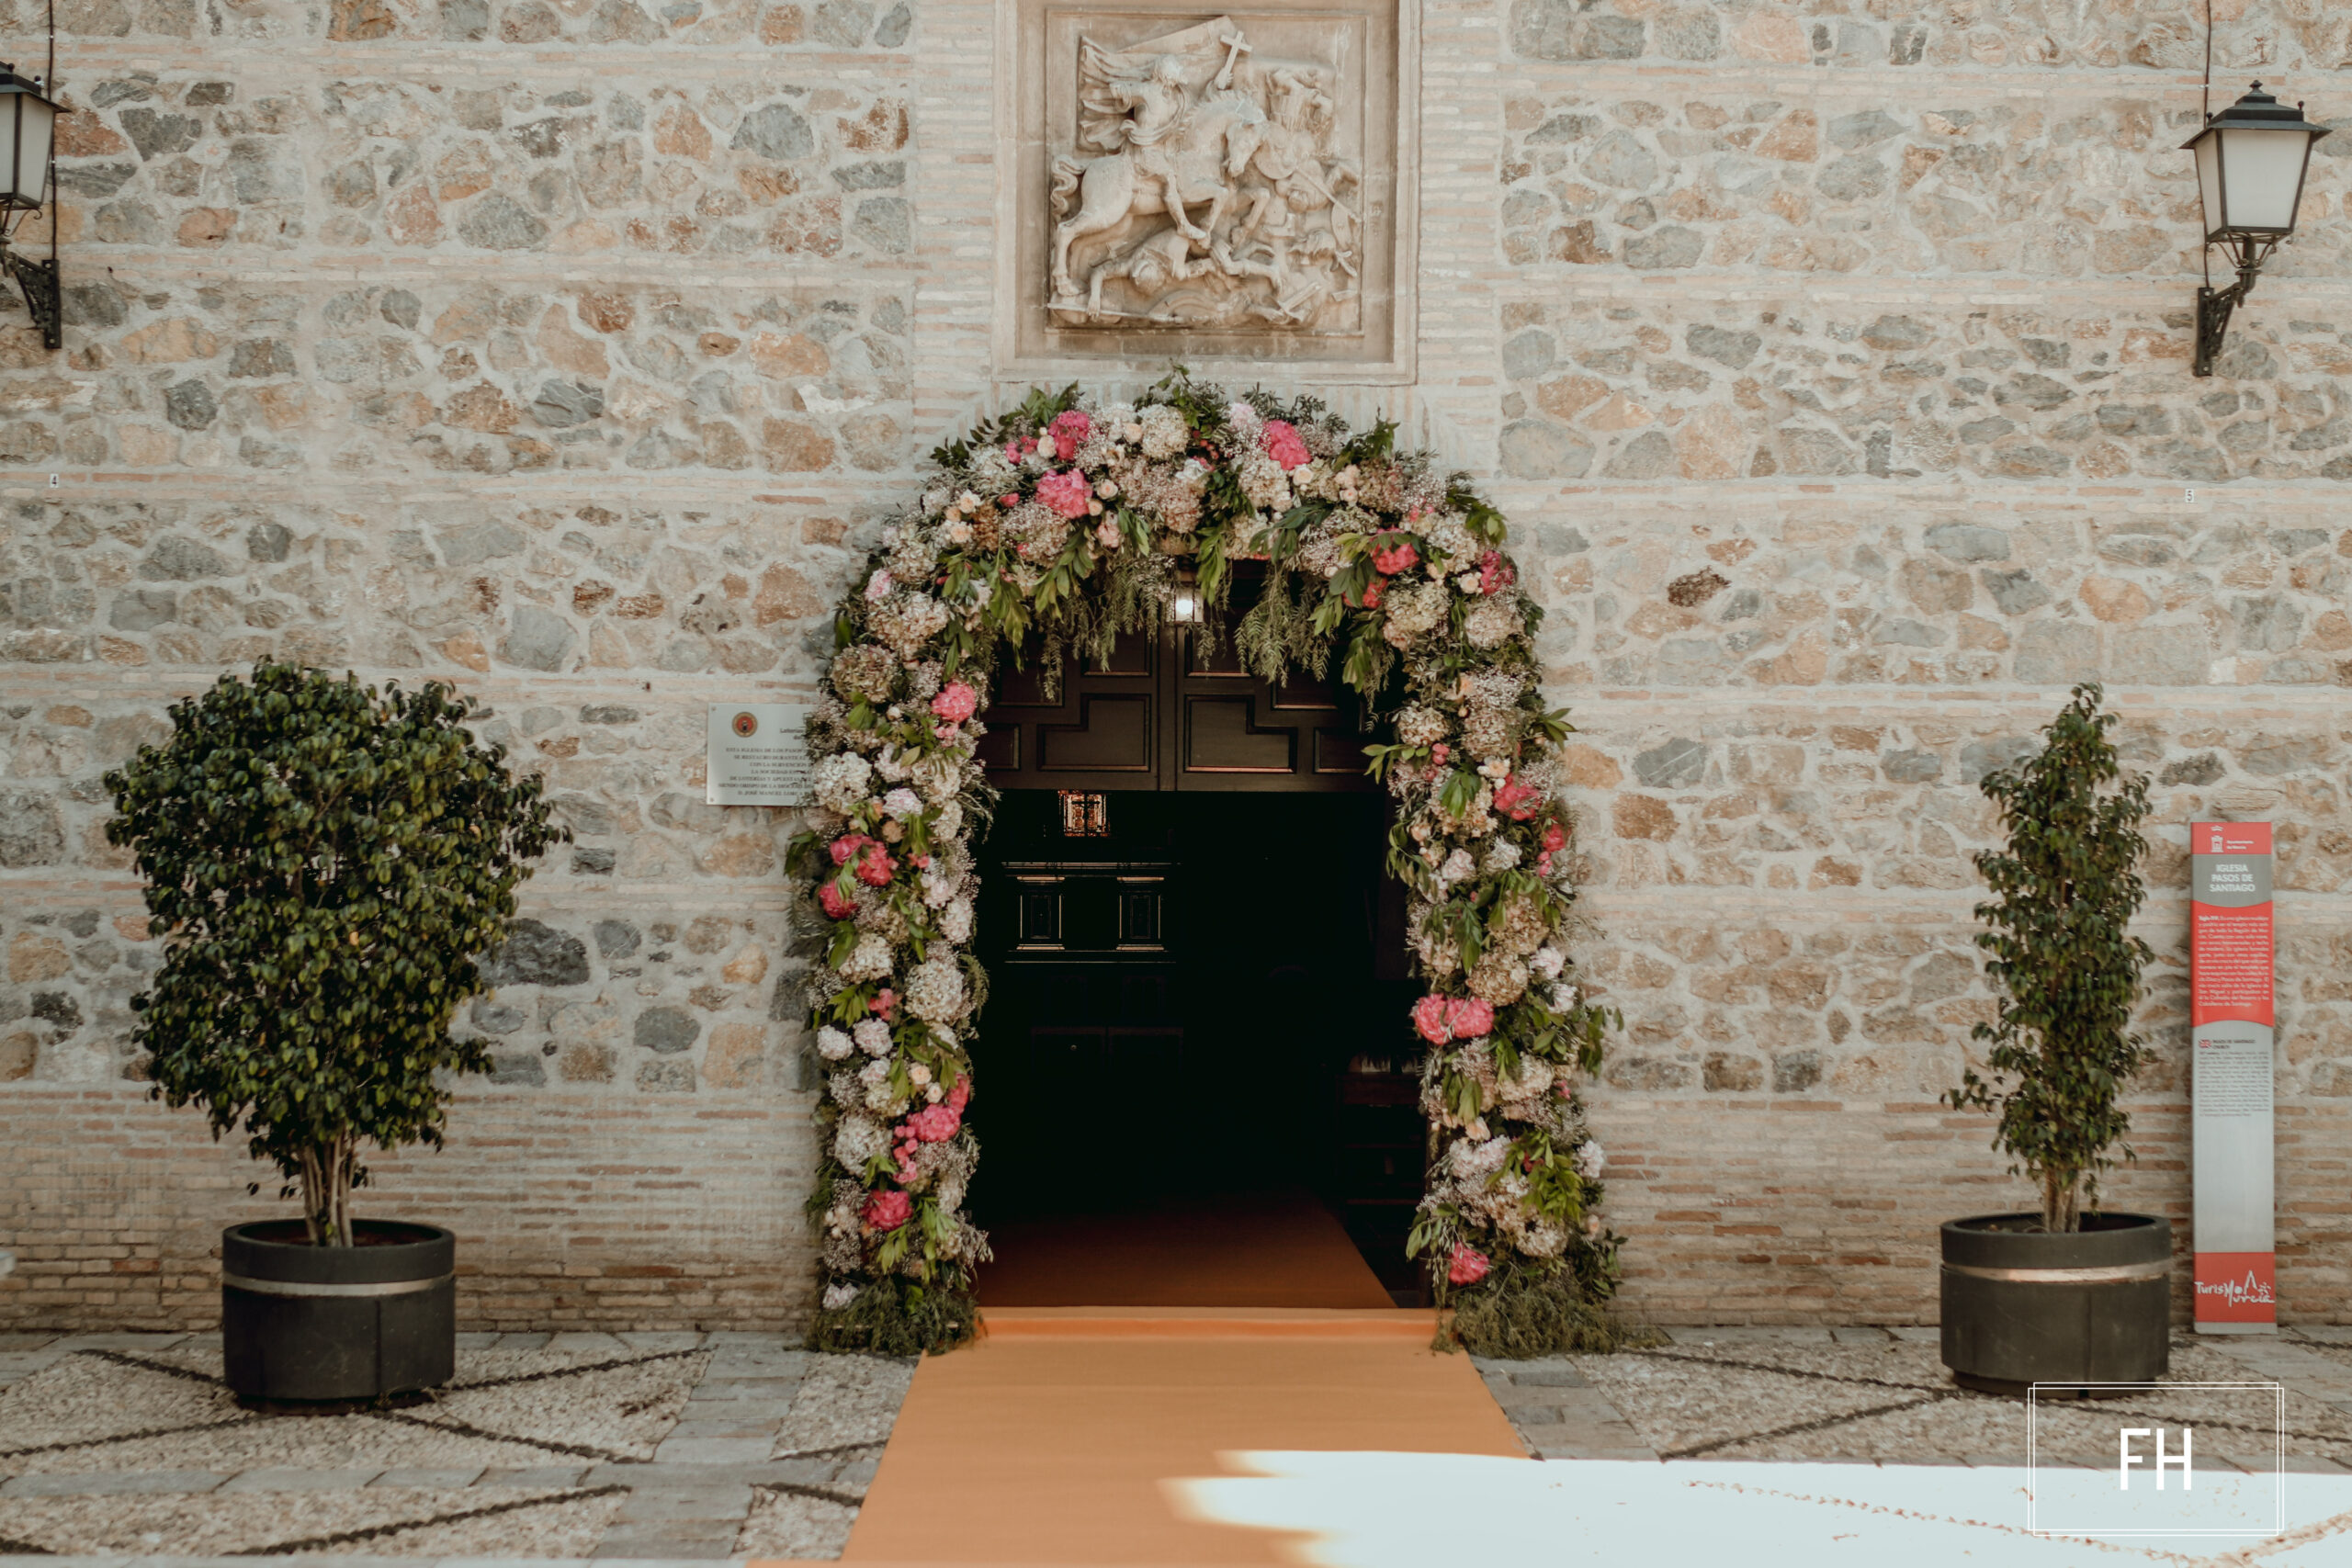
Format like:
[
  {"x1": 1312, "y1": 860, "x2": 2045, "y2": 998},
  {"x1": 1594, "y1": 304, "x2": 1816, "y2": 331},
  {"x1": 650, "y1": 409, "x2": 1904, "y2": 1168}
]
[{"x1": 792, "y1": 374, "x2": 1622, "y2": 1356}]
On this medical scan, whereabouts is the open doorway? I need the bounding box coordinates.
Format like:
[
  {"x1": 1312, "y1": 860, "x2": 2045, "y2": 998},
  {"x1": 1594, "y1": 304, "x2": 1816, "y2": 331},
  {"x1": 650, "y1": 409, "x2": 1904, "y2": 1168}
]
[{"x1": 967, "y1": 788, "x2": 1427, "y2": 1308}]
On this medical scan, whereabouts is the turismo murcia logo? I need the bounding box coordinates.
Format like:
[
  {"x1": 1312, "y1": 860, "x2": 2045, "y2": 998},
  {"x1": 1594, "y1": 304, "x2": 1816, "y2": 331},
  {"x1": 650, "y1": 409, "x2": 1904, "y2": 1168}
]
[{"x1": 2196, "y1": 1270, "x2": 2276, "y2": 1307}]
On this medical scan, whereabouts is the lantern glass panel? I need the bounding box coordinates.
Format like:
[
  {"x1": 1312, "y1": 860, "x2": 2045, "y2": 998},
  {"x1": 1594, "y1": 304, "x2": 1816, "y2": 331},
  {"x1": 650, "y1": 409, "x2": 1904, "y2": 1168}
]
[
  {"x1": 2194, "y1": 132, "x2": 2224, "y2": 240},
  {"x1": 2217, "y1": 127, "x2": 2312, "y2": 233},
  {"x1": 4, "y1": 90, "x2": 52, "y2": 210}
]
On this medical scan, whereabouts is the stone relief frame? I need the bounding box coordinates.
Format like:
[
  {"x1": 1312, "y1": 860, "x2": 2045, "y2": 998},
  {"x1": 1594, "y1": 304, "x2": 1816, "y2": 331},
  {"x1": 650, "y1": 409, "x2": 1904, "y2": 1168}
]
[{"x1": 993, "y1": 0, "x2": 1419, "y2": 385}]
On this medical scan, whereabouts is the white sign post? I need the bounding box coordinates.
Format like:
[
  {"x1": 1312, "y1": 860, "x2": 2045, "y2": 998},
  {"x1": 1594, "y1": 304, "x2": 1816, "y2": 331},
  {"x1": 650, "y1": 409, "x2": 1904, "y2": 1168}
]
[{"x1": 706, "y1": 703, "x2": 813, "y2": 807}]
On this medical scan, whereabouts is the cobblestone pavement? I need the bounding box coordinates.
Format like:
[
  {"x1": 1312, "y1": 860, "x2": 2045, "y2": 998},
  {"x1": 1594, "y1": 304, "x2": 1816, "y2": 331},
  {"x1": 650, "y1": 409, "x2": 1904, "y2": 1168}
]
[
  {"x1": 1479, "y1": 1325, "x2": 2352, "y2": 1472},
  {"x1": 0, "y1": 1331, "x2": 913, "y2": 1559}
]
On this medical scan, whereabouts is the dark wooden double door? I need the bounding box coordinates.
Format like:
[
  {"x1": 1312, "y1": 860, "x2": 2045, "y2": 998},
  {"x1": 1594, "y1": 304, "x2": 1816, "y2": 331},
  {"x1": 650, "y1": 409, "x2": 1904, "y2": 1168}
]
[
  {"x1": 967, "y1": 608, "x2": 1423, "y2": 1293},
  {"x1": 972, "y1": 615, "x2": 1380, "y2": 793}
]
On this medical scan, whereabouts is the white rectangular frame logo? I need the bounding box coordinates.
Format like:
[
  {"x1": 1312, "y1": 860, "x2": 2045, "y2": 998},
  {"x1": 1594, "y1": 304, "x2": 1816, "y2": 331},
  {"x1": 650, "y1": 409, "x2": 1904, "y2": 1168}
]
[{"x1": 2027, "y1": 1382, "x2": 2285, "y2": 1539}]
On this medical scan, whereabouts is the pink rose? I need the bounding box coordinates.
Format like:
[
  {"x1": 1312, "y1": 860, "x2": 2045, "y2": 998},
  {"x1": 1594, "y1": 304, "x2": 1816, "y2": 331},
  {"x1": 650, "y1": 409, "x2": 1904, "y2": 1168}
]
[
  {"x1": 1542, "y1": 821, "x2": 1567, "y2": 853},
  {"x1": 931, "y1": 681, "x2": 979, "y2": 723},
  {"x1": 946, "y1": 1075, "x2": 972, "y2": 1113},
  {"x1": 1261, "y1": 419, "x2": 1310, "y2": 472},
  {"x1": 863, "y1": 1190, "x2": 912, "y2": 1231},
  {"x1": 854, "y1": 840, "x2": 897, "y2": 887},
  {"x1": 1412, "y1": 995, "x2": 1453, "y2": 1045},
  {"x1": 1444, "y1": 998, "x2": 1494, "y2": 1040},
  {"x1": 1049, "y1": 410, "x2": 1092, "y2": 461},
  {"x1": 1447, "y1": 1244, "x2": 1490, "y2": 1287},
  {"x1": 1371, "y1": 542, "x2": 1419, "y2": 575},
  {"x1": 870, "y1": 988, "x2": 898, "y2": 1020},
  {"x1": 1493, "y1": 775, "x2": 1542, "y2": 822},
  {"x1": 1479, "y1": 549, "x2": 1516, "y2": 596},
  {"x1": 1035, "y1": 468, "x2": 1093, "y2": 520},
  {"x1": 1360, "y1": 578, "x2": 1385, "y2": 609},
  {"x1": 830, "y1": 832, "x2": 869, "y2": 866},
  {"x1": 818, "y1": 882, "x2": 854, "y2": 919}
]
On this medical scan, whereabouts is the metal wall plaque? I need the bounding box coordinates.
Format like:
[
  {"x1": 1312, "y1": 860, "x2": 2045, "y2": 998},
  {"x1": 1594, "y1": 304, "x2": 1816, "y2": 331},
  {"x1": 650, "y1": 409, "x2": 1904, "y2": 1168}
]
[{"x1": 706, "y1": 703, "x2": 813, "y2": 807}]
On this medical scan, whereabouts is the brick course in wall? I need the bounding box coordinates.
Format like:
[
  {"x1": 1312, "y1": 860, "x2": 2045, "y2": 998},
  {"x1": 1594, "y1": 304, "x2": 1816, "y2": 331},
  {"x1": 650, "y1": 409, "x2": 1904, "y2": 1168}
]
[{"x1": 3, "y1": 2, "x2": 2347, "y2": 1330}]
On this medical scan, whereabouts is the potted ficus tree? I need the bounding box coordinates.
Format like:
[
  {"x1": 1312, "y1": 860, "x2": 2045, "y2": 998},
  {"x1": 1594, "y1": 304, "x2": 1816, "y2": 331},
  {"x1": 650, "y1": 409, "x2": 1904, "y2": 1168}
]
[
  {"x1": 1940, "y1": 682, "x2": 2166, "y2": 1396},
  {"x1": 106, "y1": 664, "x2": 562, "y2": 1404}
]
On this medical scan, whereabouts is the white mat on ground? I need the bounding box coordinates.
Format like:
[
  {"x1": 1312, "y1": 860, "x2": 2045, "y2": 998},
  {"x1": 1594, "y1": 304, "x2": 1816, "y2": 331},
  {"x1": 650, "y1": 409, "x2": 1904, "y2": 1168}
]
[{"x1": 1170, "y1": 1452, "x2": 2352, "y2": 1564}]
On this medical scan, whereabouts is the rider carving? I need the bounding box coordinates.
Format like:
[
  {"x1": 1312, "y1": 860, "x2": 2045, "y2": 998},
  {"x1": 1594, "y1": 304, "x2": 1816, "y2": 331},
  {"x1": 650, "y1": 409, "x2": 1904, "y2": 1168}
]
[{"x1": 1048, "y1": 17, "x2": 1362, "y2": 333}]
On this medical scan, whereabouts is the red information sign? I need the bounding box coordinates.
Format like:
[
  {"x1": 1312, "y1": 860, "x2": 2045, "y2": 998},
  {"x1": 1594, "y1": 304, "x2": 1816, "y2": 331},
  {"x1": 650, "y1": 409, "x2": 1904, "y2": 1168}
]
[{"x1": 2191, "y1": 821, "x2": 2276, "y2": 1333}]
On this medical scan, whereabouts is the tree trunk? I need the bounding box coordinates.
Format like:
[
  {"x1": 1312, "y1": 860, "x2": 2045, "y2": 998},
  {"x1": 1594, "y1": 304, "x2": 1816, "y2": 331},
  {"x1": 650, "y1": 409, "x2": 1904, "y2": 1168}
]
[
  {"x1": 2038, "y1": 1168, "x2": 2083, "y2": 1233},
  {"x1": 299, "y1": 1134, "x2": 358, "y2": 1247}
]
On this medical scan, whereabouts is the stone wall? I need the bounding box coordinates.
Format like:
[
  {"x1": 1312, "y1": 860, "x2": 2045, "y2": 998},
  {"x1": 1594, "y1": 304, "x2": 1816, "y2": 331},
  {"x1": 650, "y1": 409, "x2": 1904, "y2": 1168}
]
[{"x1": 2, "y1": 1, "x2": 2347, "y2": 1329}]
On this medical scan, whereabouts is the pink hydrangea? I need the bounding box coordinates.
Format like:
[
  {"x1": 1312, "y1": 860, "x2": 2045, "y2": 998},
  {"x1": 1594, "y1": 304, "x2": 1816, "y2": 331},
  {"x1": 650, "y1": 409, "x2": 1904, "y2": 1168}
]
[
  {"x1": 1542, "y1": 821, "x2": 1567, "y2": 853},
  {"x1": 1447, "y1": 1244, "x2": 1490, "y2": 1287},
  {"x1": 930, "y1": 681, "x2": 979, "y2": 723},
  {"x1": 1002, "y1": 435, "x2": 1037, "y2": 464},
  {"x1": 818, "y1": 882, "x2": 855, "y2": 920},
  {"x1": 1479, "y1": 548, "x2": 1517, "y2": 596},
  {"x1": 1493, "y1": 775, "x2": 1542, "y2": 821},
  {"x1": 830, "y1": 832, "x2": 870, "y2": 866},
  {"x1": 1371, "y1": 541, "x2": 1419, "y2": 575},
  {"x1": 1035, "y1": 468, "x2": 1094, "y2": 519},
  {"x1": 906, "y1": 1103, "x2": 962, "y2": 1143},
  {"x1": 1359, "y1": 578, "x2": 1385, "y2": 609},
  {"x1": 863, "y1": 1190, "x2": 912, "y2": 1231},
  {"x1": 945, "y1": 1076, "x2": 972, "y2": 1113},
  {"x1": 1261, "y1": 419, "x2": 1311, "y2": 472},
  {"x1": 1444, "y1": 998, "x2": 1495, "y2": 1040},
  {"x1": 1049, "y1": 410, "x2": 1092, "y2": 461},
  {"x1": 1412, "y1": 995, "x2": 1453, "y2": 1045}
]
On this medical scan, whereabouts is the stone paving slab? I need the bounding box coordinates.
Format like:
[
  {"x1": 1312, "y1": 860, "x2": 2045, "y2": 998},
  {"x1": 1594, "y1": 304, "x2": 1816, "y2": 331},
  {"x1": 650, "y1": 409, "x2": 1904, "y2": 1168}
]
[
  {"x1": 0, "y1": 1334, "x2": 910, "y2": 1559},
  {"x1": 1476, "y1": 1325, "x2": 2352, "y2": 1475}
]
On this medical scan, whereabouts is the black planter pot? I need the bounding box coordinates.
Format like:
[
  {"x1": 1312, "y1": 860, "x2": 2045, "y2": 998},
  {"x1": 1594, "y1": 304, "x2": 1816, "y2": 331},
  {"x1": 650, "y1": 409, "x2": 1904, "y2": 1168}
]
[
  {"x1": 220, "y1": 1220, "x2": 456, "y2": 1404},
  {"x1": 1939, "y1": 1212, "x2": 2171, "y2": 1397}
]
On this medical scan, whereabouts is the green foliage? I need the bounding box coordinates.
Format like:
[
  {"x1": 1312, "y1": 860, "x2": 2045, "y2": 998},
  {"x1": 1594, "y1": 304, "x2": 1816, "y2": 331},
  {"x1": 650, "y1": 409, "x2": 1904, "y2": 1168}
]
[
  {"x1": 1441, "y1": 1263, "x2": 1630, "y2": 1358},
  {"x1": 808, "y1": 1275, "x2": 978, "y2": 1356},
  {"x1": 1947, "y1": 682, "x2": 2154, "y2": 1232},
  {"x1": 104, "y1": 663, "x2": 565, "y2": 1245}
]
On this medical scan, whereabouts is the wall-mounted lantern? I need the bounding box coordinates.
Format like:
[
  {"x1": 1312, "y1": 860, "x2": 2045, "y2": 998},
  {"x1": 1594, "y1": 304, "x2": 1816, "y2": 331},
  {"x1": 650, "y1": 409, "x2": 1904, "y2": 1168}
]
[
  {"x1": 0, "y1": 51, "x2": 62, "y2": 353},
  {"x1": 1168, "y1": 565, "x2": 1204, "y2": 625},
  {"x1": 2182, "y1": 83, "x2": 2330, "y2": 378}
]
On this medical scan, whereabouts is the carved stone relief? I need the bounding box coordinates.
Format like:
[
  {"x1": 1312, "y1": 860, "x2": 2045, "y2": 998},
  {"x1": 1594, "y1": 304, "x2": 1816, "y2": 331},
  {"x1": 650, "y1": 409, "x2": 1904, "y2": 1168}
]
[{"x1": 1000, "y1": 2, "x2": 1414, "y2": 380}]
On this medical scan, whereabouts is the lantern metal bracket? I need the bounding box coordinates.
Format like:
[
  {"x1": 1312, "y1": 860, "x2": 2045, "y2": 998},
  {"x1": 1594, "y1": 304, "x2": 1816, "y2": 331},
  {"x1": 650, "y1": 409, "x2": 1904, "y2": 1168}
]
[
  {"x1": 2, "y1": 243, "x2": 60, "y2": 352},
  {"x1": 2192, "y1": 233, "x2": 2280, "y2": 379}
]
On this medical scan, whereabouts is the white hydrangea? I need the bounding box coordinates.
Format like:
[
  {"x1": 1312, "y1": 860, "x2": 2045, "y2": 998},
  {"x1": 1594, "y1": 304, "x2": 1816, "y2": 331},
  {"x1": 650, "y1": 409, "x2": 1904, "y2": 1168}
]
[
  {"x1": 933, "y1": 799, "x2": 964, "y2": 840},
  {"x1": 873, "y1": 747, "x2": 911, "y2": 783},
  {"x1": 1435, "y1": 847, "x2": 1476, "y2": 888},
  {"x1": 1575, "y1": 1141, "x2": 1607, "y2": 1180},
  {"x1": 940, "y1": 895, "x2": 974, "y2": 944},
  {"x1": 817, "y1": 1025, "x2": 856, "y2": 1062},
  {"x1": 911, "y1": 751, "x2": 964, "y2": 805},
  {"x1": 1484, "y1": 839, "x2": 1521, "y2": 873},
  {"x1": 903, "y1": 954, "x2": 969, "y2": 1023},
  {"x1": 1226, "y1": 400, "x2": 1264, "y2": 445},
  {"x1": 833, "y1": 1114, "x2": 888, "y2": 1169},
  {"x1": 969, "y1": 446, "x2": 1016, "y2": 492},
  {"x1": 854, "y1": 1019, "x2": 893, "y2": 1056},
  {"x1": 883, "y1": 787, "x2": 922, "y2": 819},
  {"x1": 836, "y1": 932, "x2": 893, "y2": 983},
  {"x1": 1138, "y1": 403, "x2": 1190, "y2": 458},
  {"x1": 1531, "y1": 945, "x2": 1566, "y2": 980},
  {"x1": 811, "y1": 752, "x2": 874, "y2": 815},
  {"x1": 921, "y1": 863, "x2": 957, "y2": 909},
  {"x1": 1237, "y1": 451, "x2": 1292, "y2": 513}
]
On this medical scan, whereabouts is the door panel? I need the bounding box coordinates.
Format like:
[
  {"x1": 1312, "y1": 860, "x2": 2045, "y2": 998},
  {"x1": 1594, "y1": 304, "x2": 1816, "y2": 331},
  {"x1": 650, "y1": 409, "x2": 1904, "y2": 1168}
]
[{"x1": 977, "y1": 571, "x2": 1378, "y2": 795}]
